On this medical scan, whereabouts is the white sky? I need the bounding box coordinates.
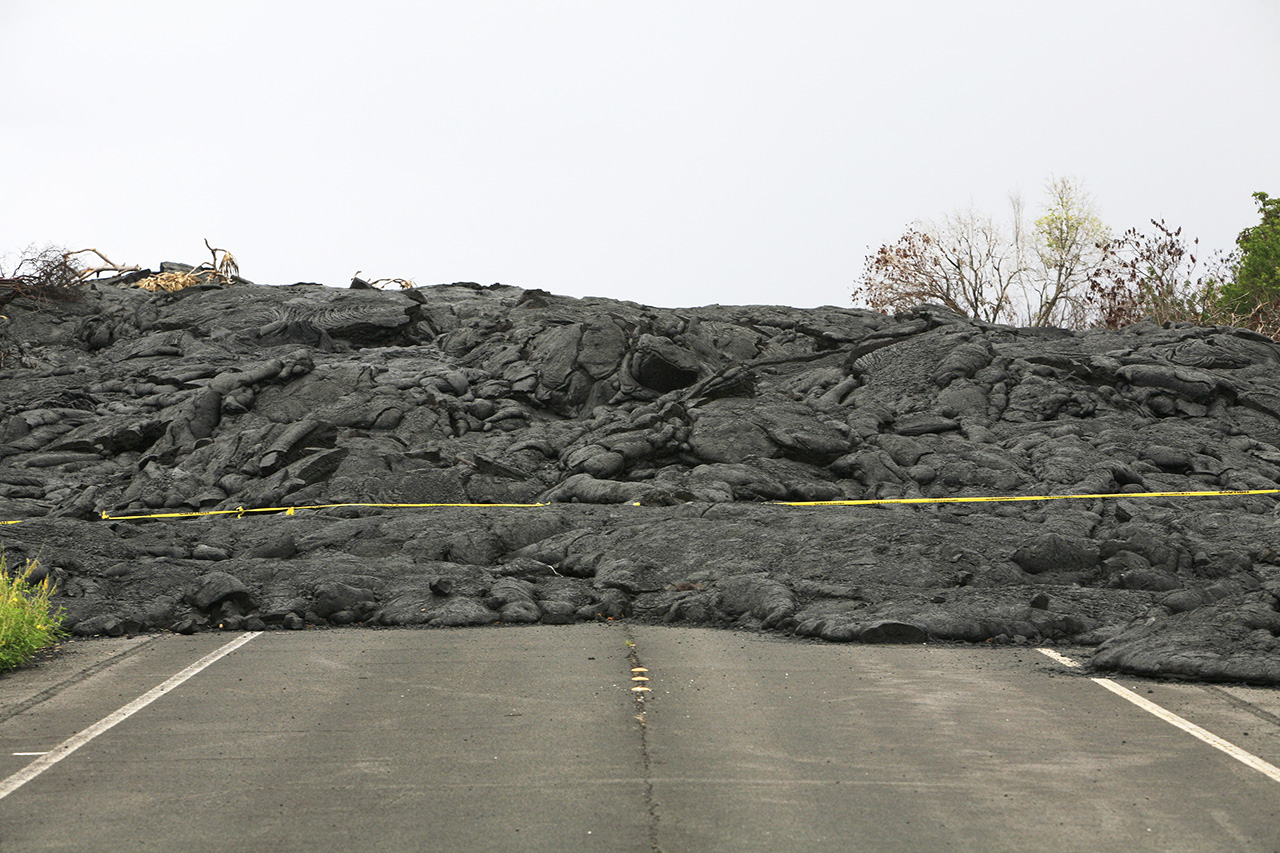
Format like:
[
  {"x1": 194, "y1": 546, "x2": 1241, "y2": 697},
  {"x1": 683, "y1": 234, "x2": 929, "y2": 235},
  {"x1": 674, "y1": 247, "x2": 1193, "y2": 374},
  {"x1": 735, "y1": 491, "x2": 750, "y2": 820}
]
[{"x1": 3, "y1": 1, "x2": 1278, "y2": 308}]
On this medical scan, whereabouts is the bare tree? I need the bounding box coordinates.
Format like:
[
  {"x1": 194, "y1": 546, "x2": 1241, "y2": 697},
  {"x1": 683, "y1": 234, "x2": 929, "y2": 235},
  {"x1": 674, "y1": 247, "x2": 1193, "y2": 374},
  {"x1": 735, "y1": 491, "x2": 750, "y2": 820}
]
[
  {"x1": 855, "y1": 176, "x2": 1110, "y2": 329},
  {"x1": 854, "y1": 205, "x2": 1027, "y2": 323}
]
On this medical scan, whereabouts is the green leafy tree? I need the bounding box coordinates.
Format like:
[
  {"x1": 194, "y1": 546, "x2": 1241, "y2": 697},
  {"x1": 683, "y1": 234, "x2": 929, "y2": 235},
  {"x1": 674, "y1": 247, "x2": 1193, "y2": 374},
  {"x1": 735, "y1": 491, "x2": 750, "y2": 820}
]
[
  {"x1": 1219, "y1": 191, "x2": 1280, "y2": 316},
  {"x1": 1026, "y1": 177, "x2": 1110, "y2": 327}
]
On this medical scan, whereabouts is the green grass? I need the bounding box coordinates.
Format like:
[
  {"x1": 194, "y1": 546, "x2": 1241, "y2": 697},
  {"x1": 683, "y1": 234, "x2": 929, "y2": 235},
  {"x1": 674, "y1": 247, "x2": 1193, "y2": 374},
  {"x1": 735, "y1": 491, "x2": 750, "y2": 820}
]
[{"x1": 0, "y1": 554, "x2": 65, "y2": 672}]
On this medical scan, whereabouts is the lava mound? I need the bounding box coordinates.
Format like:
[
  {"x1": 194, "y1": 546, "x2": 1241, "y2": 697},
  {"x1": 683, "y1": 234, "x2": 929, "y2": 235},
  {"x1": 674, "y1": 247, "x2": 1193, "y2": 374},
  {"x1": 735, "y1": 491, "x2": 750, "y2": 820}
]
[{"x1": 2, "y1": 276, "x2": 1279, "y2": 683}]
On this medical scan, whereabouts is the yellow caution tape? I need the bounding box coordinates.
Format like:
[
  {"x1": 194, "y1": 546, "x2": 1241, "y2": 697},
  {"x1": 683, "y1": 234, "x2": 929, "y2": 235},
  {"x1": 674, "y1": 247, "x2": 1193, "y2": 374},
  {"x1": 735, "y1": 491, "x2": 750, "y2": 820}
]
[
  {"x1": 775, "y1": 488, "x2": 1280, "y2": 507},
  {"x1": 97, "y1": 500, "x2": 549, "y2": 521},
  {"x1": 0, "y1": 489, "x2": 1275, "y2": 527}
]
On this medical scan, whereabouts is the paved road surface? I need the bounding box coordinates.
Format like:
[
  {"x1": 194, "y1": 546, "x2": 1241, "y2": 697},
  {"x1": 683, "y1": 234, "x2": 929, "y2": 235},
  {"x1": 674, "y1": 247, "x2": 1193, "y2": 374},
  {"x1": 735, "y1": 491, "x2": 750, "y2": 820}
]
[{"x1": 1, "y1": 625, "x2": 1279, "y2": 852}]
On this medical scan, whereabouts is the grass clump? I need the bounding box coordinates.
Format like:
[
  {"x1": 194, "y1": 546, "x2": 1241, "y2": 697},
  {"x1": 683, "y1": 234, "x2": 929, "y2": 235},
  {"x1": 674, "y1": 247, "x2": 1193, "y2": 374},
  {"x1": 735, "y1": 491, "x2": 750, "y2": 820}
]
[{"x1": 0, "y1": 554, "x2": 65, "y2": 672}]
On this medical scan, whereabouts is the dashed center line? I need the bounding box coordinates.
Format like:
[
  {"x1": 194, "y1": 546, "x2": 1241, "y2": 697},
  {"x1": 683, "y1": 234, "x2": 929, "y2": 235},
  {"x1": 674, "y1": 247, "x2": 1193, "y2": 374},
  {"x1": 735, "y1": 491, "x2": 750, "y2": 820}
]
[
  {"x1": 1036, "y1": 648, "x2": 1280, "y2": 785},
  {"x1": 623, "y1": 635, "x2": 661, "y2": 852}
]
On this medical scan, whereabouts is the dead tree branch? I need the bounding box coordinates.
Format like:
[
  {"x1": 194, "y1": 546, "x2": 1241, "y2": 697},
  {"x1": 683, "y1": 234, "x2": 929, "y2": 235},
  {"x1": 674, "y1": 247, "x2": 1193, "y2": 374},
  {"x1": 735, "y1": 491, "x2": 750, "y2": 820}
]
[{"x1": 63, "y1": 248, "x2": 142, "y2": 280}]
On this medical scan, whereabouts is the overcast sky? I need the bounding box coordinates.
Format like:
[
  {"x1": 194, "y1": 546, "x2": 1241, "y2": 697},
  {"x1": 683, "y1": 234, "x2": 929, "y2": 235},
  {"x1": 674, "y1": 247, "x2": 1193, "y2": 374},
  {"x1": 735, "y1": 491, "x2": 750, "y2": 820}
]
[{"x1": 3, "y1": 1, "x2": 1278, "y2": 308}]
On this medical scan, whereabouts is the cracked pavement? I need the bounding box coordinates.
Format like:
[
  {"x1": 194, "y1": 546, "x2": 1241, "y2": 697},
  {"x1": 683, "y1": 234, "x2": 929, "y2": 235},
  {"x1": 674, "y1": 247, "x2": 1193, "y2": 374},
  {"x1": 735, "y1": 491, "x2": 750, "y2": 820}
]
[{"x1": 2, "y1": 626, "x2": 1280, "y2": 852}]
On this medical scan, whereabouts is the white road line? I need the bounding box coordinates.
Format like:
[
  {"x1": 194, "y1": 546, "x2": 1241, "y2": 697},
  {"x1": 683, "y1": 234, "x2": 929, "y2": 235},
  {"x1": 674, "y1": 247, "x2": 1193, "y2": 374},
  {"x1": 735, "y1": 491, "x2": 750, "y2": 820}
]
[
  {"x1": 1036, "y1": 648, "x2": 1083, "y2": 669},
  {"x1": 1036, "y1": 648, "x2": 1280, "y2": 785},
  {"x1": 0, "y1": 632, "x2": 261, "y2": 801},
  {"x1": 1089, "y1": 678, "x2": 1280, "y2": 784}
]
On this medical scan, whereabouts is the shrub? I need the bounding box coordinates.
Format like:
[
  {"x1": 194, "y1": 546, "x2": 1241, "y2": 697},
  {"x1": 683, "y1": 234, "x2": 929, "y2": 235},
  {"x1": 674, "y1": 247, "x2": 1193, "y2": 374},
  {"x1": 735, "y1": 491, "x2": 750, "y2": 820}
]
[
  {"x1": 1218, "y1": 191, "x2": 1280, "y2": 315},
  {"x1": 0, "y1": 245, "x2": 87, "y2": 303},
  {"x1": 0, "y1": 245, "x2": 150, "y2": 304},
  {"x1": 1084, "y1": 220, "x2": 1235, "y2": 330},
  {"x1": 0, "y1": 554, "x2": 65, "y2": 672}
]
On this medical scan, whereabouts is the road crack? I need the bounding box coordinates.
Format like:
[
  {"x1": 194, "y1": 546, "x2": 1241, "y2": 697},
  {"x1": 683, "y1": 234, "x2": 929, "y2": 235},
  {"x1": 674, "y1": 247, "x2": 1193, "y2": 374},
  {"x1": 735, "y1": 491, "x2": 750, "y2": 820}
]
[
  {"x1": 1199, "y1": 684, "x2": 1280, "y2": 728},
  {"x1": 0, "y1": 636, "x2": 160, "y2": 725},
  {"x1": 624, "y1": 631, "x2": 663, "y2": 853}
]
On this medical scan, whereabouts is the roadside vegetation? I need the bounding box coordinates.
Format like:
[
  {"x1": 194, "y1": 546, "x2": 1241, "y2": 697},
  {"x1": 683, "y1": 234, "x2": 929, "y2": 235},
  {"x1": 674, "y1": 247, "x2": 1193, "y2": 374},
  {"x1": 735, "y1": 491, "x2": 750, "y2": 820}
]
[
  {"x1": 854, "y1": 182, "x2": 1280, "y2": 338},
  {"x1": 0, "y1": 554, "x2": 65, "y2": 672},
  {"x1": 0, "y1": 240, "x2": 241, "y2": 298}
]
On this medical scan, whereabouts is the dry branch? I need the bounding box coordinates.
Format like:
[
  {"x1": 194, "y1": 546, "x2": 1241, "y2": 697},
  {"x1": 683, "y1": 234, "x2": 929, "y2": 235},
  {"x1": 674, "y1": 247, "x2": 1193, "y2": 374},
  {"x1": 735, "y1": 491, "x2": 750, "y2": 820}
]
[
  {"x1": 354, "y1": 270, "x2": 416, "y2": 290},
  {"x1": 203, "y1": 239, "x2": 240, "y2": 283},
  {"x1": 63, "y1": 248, "x2": 141, "y2": 280}
]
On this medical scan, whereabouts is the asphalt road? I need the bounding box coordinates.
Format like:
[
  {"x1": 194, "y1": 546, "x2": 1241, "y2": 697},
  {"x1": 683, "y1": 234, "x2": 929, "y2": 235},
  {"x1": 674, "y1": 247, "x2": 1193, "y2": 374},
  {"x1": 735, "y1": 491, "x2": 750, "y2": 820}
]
[{"x1": 1, "y1": 625, "x2": 1279, "y2": 852}]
